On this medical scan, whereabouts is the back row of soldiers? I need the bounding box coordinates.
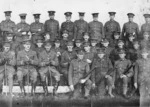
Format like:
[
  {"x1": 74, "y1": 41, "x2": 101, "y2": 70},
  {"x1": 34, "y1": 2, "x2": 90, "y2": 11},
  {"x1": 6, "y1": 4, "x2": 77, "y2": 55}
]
[{"x1": 1, "y1": 10, "x2": 150, "y2": 106}]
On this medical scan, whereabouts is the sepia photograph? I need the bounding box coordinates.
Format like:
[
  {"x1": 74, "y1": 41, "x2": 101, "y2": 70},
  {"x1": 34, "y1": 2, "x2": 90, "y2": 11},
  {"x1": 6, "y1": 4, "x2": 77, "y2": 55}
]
[{"x1": 0, "y1": 0, "x2": 150, "y2": 107}]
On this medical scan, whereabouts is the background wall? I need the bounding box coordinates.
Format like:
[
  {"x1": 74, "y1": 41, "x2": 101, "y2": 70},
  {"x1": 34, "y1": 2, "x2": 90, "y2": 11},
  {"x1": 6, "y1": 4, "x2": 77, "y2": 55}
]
[{"x1": 0, "y1": 0, "x2": 150, "y2": 29}]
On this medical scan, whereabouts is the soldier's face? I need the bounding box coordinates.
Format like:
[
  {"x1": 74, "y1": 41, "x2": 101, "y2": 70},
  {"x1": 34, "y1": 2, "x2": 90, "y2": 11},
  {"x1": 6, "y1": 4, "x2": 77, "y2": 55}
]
[
  {"x1": 98, "y1": 53, "x2": 105, "y2": 58},
  {"x1": 144, "y1": 34, "x2": 149, "y2": 40},
  {"x1": 55, "y1": 43, "x2": 60, "y2": 47},
  {"x1": 37, "y1": 43, "x2": 43, "y2": 47},
  {"x1": 6, "y1": 36, "x2": 13, "y2": 41},
  {"x1": 119, "y1": 53, "x2": 126, "y2": 59},
  {"x1": 67, "y1": 46, "x2": 73, "y2": 51},
  {"x1": 118, "y1": 43, "x2": 124, "y2": 48},
  {"x1": 77, "y1": 54, "x2": 84, "y2": 60},
  {"x1": 35, "y1": 18, "x2": 39, "y2": 22},
  {"x1": 133, "y1": 44, "x2": 139, "y2": 49},
  {"x1": 45, "y1": 34, "x2": 50, "y2": 40},
  {"x1": 145, "y1": 17, "x2": 150, "y2": 23},
  {"x1": 75, "y1": 43, "x2": 81, "y2": 47},
  {"x1": 110, "y1": 15, "x2": 115, "y2": 20},
  {"x1": 129, "y1": 36, "x2": 135, "y2": 41},
  {"x1": 84, "y1": 46, "x2": 90, "y2": 52},
  {"x1": 129, "y1": 17, "x2": 133, "y2": 22},
  {"x1": 49, "y1": 15, "x2": 54, "y2": 19},
  {"x1": 66, "y1": 16, "x2": 71, "y2": 21},
  {"x1": 102, "y1": 42, "x2": 109, "y2": 47},
  {"x1": 21, "y1": 19, "x2": 26, "y2": 22},
  {"x1": 62, "y1": 33, "x2": 68, "y2": 38},
  {"x1": 93, "y1": 17, "x2": 98, "y2": 21},
  {"x1": 5, "y1": 16, "x2": 11, "y2": 20},
  {"x1": 91, "y1": 42, "x2": 97, "y2": 46},
  {"x1": 84, "y1": 35, "x2": 89, "y2": 40},
  {"x1": 142, "y1": 53, "x2": 149, "y2": 59},
  {"x1": 4, "y1": 47, "x2": 10, "y2": 52},
  {"x1": 24, "y1": 44, "x2": 31, "y2": 51},
  {"x1": 79, "y1": 16, "x2": 84, "y2": 20},
  {"x1": 45, "y1": 45, "x2": 51, "y2": 51},
  {"x1": 114, "y1": 35, "x2": 119, "y2": 39}
]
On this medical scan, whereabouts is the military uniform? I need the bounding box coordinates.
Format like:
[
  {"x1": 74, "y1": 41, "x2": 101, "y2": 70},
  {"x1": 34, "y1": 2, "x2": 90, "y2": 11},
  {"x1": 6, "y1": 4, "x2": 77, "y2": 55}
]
[
  {"x1": 44, "y1": 11, "x2": 59, "y2": 42},
  {"x1": 104, "y1": 12, "x2": 121, "y2": 44},
  {"x1": 0, "y1": 42, "x2": 16, "y2": 94},
  {"x1": 114, "y1": 50, "x2": 133, "y2": 96},
  {"x1": 15, "y1": 14, "x2": 30, "y2": 43},
  {"x1": 0, "y1": 11, "x2": 16, "y2": 40},
  {"x1": 122, "y1": 13, "x2": 139, "y2": 41},
  {"x1": 74, "y1": 12, "x2": 88, "y2": 40},
  {"x1": 61, "y1": 12, "x2": 75, "y2": 41},
  {"x1": 30, "y1": 14, "x2": 44, "y2": 43},
  {"x1": 17, "y1": 41, "x2": 38, "y2": 95},
  {"x1": 91, "y1": 50, "x2": 114, "y2": 96},
  {"x1": 68, "y1": 50, "x2": 92, "y2": 98},
  {"x1": 88, "y1": 13, "x2": 104, "y2": 42}
]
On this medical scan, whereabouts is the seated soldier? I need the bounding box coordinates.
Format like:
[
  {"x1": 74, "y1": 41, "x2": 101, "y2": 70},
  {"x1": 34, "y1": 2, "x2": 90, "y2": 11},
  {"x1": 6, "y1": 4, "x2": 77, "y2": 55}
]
[
  {"x1": 74, "y1": 39, "x2": 83, "y2": 53},
  {"x1": 69, "y1": 50, "x2": 92, "y2": 99},
  {"x1": 114, "y1": 49, "x2": 133, "y2": 98},
  {"x1": 91, "y1": 49, "x2": 114, "y2": 97},
  {"x1": 0, "y1": 42, "x2": 16, "y2": 96},
  {"x1": 38, "y1": 41, "x2": 60, "y2": 96},
  {"x1": 17, "y1": 39, "x2": 38, "y2": 96}
]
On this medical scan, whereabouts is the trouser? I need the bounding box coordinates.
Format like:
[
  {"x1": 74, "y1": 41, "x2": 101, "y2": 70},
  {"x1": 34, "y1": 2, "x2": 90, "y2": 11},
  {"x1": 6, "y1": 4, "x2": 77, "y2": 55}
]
[
  {"x1": 60, "y1": 67, "x2": 68, "y2": 85},
  {"x1": 139, "y1": 80, "x2": 150, "y2": 107},
  {"x1": 0, "y1": 65, "x2": 15, "y2": 94},
  {"x1": 72, "y1": 79, "x2": 92, "y2": 98}
]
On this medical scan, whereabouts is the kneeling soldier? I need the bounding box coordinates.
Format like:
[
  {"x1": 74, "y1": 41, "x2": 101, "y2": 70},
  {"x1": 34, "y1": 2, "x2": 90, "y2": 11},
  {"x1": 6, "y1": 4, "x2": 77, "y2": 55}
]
[
  {"x1": 17, "y1": 39, "x2": 38, "y2": 96},
  {"x1": 0, "y1": 42, "x2": 16, "y2": 96},
  {"x1": 38, "y1": 41, "x2": 61, "y2": 96},
  {"x1": 91, "y1": 49, "x2": 114, "y2": 97},
  {"x1": 69, "y1": 50, "x2": 92, "y2": 99}
]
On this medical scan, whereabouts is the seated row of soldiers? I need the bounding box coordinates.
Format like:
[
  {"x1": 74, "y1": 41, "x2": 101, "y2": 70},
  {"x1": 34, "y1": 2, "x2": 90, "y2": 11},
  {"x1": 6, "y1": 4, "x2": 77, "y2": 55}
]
[{"x1": 0, "y1": 28, "x2": 149, "y2": 100}]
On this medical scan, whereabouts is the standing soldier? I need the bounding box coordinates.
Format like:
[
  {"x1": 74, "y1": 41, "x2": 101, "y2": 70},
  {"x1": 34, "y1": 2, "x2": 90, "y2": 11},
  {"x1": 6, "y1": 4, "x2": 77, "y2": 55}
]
[
  {"x1": 30, "y1": 14, "x2": 44, "y2": 44},
  {"x1": 17, "y1": 39, "x2": 38, "y2": 96},
  {"x1": 0, "y1": 42, "x2": 16, "y2": 96},
  {"x1": 44, "y1": 11, "x2": 59, "y2": 42},
  {"x1": 38, "y1": 41, "x2": 61, "y2": 96},
  {"x1": 114, "y1": 50, "x2": 133, "y2": 98},
  {"x1": 0, "y1": 11, "x2": 16, "y2": 40},
  {"x1": 88, "y1": 13, "x2": 104, "y2": 42},
  {"x1": 141, "y1": 14, "x2": 150, "y2": 40},
  {"x1": 61, "y1": 41, "x2": 77, "y2": 85},
  {"x1": 134, "y1": 49, "x2": 150, "y2": 107},
  {"x1": 104, "y1": 12, "x2": 121, "y2": 46},
  {"x1": 122, "y1": 13, "x2": 139, "y2": 42},
  {"x1": 61, "y1": 12, "x2": 75, "y2": 41},
  {"x1": 74, "y1": 12, "x2": 88, "y2": 40},
  {"x1": 69, "y1": 50, "x2": 92, "y2": 99},
  {"x1": 15, "y1": 13, "x2": 30, "y2": 43},
  {"x1": 91, "y1": 49, "x2": 114, "y2": 97}
]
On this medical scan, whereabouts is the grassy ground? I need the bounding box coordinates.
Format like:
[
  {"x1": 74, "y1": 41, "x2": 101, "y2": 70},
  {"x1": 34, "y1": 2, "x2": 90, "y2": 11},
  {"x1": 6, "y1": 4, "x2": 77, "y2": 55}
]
[{"x1": 0, "y1": 93, "x2": 139, "y2": 107}]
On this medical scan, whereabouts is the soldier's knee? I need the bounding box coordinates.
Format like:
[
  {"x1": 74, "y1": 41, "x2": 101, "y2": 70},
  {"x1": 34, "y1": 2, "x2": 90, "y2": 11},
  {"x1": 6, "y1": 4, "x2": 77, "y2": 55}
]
[
  {"x1": 17, "y1": 70, "x2": 23, "y2": 81},
  {"x1": 123, "y1": 76, "x2": 128, "y2": 85}
]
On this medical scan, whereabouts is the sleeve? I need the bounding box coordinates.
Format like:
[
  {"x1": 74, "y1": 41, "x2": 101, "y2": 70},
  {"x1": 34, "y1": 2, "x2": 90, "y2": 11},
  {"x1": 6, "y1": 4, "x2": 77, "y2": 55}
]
[
  {"x1": 57, "y1": 21, "x2": 60, "y2": 38},
  {"x1": 91, "y1": 58, "x2": 96, "y2": 84},
  {"x1": 74, "y1": 21, "x2": 77, "y2": 40},
  {"x1": 126, "y1": 60, "x2": 134, "y2": 77},
  {"x1": 117, "y1": 22, "x2": 121, "y2": 32},
  {"x1": 0, "y1": 21, "x2": 12, "y2": 32},
  {"x1": 134, "y1": 61, "x2": 139, "y2": 84},
  {"x1": 52, "y1": 52, "x2": 59, "y2": 66},
  {"x1": 101, "y1": 23, "x2": 105, "y2": 38},
  {"x1": 68, "y1": 61, "x2": 74, "y2": 85},
  {"x1": 104, "y1": 22, "x2": 107, "y2": 38},
  {"x1": 121, "y1": 24, "x2": 125, "y2": 39},
  {"x1": 30, "y1": 52, "x2": 38, "y2": 65}
]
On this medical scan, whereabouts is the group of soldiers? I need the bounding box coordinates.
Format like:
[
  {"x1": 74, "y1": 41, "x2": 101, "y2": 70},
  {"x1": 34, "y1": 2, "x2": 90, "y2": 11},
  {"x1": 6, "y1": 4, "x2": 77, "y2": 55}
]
[{"x1": 0, "y1": 10, "x2": 150, "y2": 106}]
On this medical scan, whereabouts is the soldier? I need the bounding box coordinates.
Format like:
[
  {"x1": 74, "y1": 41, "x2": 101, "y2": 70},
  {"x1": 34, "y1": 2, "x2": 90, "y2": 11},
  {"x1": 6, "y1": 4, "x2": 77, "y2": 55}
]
[
  {"x1": 74, "y1": 39, "x2": 83, "y2": 53},
  {"x1": 104, "y1": 12, "x2": 121, "y2": 45},
  {"x1": 141, "y1": 14, "x2": 150, "y2": 40},
  {"x1": 140, "y1": 32, "x2": 150, "y2": 50},
  {"x1": 0, "y1": 42, "x2": 16, "y2": 96},
  {"x1": 88, "y1": 13, "x2": 104, "y2": 42},
  {"x1": 30, "y1": 14, "x2": 44, "y2": 44},
  {"x1": 0, "y1": 11, "x2": 16, "y2": 40},
  {"x1": 60, "y1": 12, "x2": 75, "y2": 41},
  {"x1": 83, "y1": 42, "x2": 94, "y2": 67},
  {"x1": 44, "y1": 11, "x2": 59, "y2": 42},
  {"x1": 134, "y1": 49, "x2": 150, "y2": 107},
  {"x1": 74, "y1": 12, "x2": 88, "y2": 40},
  {"x1": 17, "y1": 39, "x2": 38, "y2": 96},
  {"x1": 15, "y1": 13, "x2": 30, "y2": 43},
  {"x1": 90, "y1": 39, "x2": 99, "y2": 54},
  {"x1": 38, "y1": 41, "x2": 61, "y2": 95},
  {"x1": 114, "y1": 50, "x2": 133, "y2": 98},
  {"x1": 111, "y1": 31, "x2": 121, "y2": 48},
  {"x1": 125, "y1": 33, "x2": 136, "y2": 50},
  {"x1": 121, "y1": 13, "x2": 139, "y2": 42},
  {"x1": 91, "y1": 49, "x2": 114, "y2": 97},
  {"x1": 61, "y1": 41, "x2": 77, "y2": 85},
  {"x1": 60, "y1": 30, "x2": 69, "y2": 50},
  {"x1": 68, "y1": 50, "x2": 92, "y2": 99},
  {"x1": 83, "y1": 32, "x2": 90, "y2": 44}
]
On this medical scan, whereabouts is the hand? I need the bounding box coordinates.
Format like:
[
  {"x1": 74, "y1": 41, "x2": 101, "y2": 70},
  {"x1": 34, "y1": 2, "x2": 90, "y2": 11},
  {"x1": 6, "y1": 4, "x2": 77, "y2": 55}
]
[
  {"x1": 63, "y1": 62, "x2": 68, "y2": 65},
  {"x1": 80, "y1": 79, "x2": 86, "y2": 84},
  {"x1": 112, "y1": 84, "x2": 115, "y2": 89},
  {"x1": 38, "y1": 29, "x2": 41, "y2": 31},
  {"x1": 105, "y1": 75, "x2": 109, "y2": 78},
  {"x1": 18, "y1": 29, "x2": 21, "y2": 32},
  {"x1": 120, "y1": 74, "x2": 126, "y2": 78},
  {"x1": 86, "y1": 59, "x2": 92, "y2": 63},
  {"x1": 57, "y1": 52, "x2": 61, "y2": 57},
  {"x1": 70, "y1": 85, "x2": 74, "y2": 91},
  {"x1": 134, "y1": 83, "x2": 138, "y2": 89},
  {"x1": 92, "y1": 83, "x2": 96, "y2": 89},
  {"x1": 22, "y1": 32, "x2": 26, "y2": 35}
]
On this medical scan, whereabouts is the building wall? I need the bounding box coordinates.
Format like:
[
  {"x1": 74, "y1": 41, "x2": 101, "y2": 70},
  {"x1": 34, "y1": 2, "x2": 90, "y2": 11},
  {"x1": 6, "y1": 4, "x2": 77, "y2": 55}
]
[{"x1": 0, "y1": 0, "x2": 149, "y2": 29}]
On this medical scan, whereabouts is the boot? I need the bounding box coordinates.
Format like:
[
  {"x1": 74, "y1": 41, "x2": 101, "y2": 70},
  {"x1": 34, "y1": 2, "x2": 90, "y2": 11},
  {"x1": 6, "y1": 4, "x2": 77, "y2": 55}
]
[
  {"x1": 31, "y1": 81, "x2": 36, "y2": 96},
  {"x1": 108, "y1": 86, "x2": 114, "y2": 98},
  {"x1": 42, "y1": 81, "x2": 48, "y2": 96},
  {"x1": 53, "y1": 81, "x2": 59, "y2": 96}
]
